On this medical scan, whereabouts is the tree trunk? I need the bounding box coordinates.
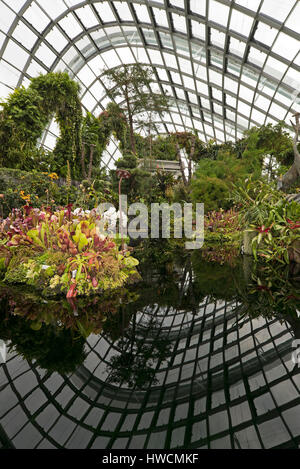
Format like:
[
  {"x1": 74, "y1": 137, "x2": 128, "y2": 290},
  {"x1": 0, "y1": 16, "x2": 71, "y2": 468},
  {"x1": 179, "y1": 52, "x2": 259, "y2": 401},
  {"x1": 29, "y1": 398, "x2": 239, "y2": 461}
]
[
  {"x1": 128, "y1": 114, "x2": 136, "y2": 155},
  {"x1": 124, "y1": 87, "x2": 136, "y2": 155},
  {"x1": 149, "y1": 113, "x2": 152, "y2": 159},
  {"x1": 176, "y1": 142, "x2": 188, "y2": 186},
  {"x1": 188, "y1": 136, "x2": 196, "y2": 184},
  {"x1": 281, "y1": 116, "x2": 300, "y2": 190},
  {"x1": 81, "y1": 142, "x2": 86, "y2": 179},
  {"x1": 88, "y1": 144, "x2": 96, "y2": 182}
]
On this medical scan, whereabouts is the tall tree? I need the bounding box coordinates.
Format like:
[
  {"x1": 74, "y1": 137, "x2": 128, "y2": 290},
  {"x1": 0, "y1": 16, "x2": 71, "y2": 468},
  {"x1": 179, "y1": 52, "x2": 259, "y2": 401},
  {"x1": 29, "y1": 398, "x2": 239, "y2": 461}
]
[{"x1": 102, "y1": 64, "x2": 169, "y2": 155}]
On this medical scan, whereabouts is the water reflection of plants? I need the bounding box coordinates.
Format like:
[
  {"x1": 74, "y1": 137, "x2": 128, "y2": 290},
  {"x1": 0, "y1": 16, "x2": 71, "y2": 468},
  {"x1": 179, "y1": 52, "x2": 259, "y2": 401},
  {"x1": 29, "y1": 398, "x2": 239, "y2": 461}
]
[
  {"x1": 237, "y1": 262, "x2": 300, "y2": 326},
  {"x1": 0, "y1": 286, "x2": 138, "y2": 373},
  {"x1": 0, "y1": 285, "x2": 137, "y2": 338},
  {"x1": 0, "y1": 303, "x2": 86, "y2": 375}
]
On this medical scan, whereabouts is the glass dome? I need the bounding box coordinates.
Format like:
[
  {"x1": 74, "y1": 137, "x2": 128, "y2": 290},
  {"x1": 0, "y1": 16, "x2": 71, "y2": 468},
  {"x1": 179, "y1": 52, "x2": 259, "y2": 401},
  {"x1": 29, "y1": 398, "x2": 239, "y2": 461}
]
[{"x1": 0, "y1": 0, "x2": 299, "y2": 168}]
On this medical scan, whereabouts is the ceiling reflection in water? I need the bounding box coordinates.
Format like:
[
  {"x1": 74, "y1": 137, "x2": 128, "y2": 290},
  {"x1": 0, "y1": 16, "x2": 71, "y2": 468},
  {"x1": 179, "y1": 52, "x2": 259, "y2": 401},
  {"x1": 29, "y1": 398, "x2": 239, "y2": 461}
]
[{"x1": 0, "y1": 253, "x2": 299, "y2": 449}]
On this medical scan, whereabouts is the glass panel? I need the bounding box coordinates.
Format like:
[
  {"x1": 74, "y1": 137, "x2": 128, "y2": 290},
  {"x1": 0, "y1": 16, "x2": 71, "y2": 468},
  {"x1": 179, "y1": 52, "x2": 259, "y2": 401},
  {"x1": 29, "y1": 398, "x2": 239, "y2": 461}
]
[
  {"x1": 114, "y1": 2, "x2": 133, "y2": 22},
  {"x1": 148, "y1": 49, "x2": 164, "y2": 66},
  {"x1": 23, "y1": 3, "x2": 50, "y2": 33},
  {"x1": 190, "y1": 0, "x2": 206, "y2": 16},
  {"x1": 230, "y1": 9, "x2": 253, "y2": 36},
  {"x1": 2, "y1": 40, "x2": 29, "y2": 69},
  {"x1": 163, "y1": 52, "x2": 178, "y2": 69},
  {"x1": 152, "y1": 8, "x2": 169, "y2": 28},
  {"x1": 38, "y1": 0, "x2": 66, "y2": 19},
  {"x1": 159, "y1": 31, "x2": 173, "y2": 49},
  {"x1": 224, "y1": 76, "x2": 238, "y2": 94},
  {"x1": 134, "y1": 4, "x2": 151, "y2": 23},
  {"x1": 174, "y1": 37, "x2": 190, "y2": 56},
  {"x1": 13, "y1": 21, "x2": 37, "y2": 50},
  {"x1": 208, "y1": 0, "x2": 230, "y2": 26},
  {"x1": 238, "y1": 100, "x2": 251, "y2": 116},
  {"x1": 75, "y1": 6, "x2": 99, "y2": 29},
  {"x1": 197, "y1": 80, "x2": 209, "y2": 96},
  {"x1": 272, "y1": 32, "x2": 299, "y2": 61},
  {"x1": 254, "y1": 21, "x2": 278, "y2": 46},
  {"x1": 209, "y1": 69, "x2": 222, "y2": 87},
  {"x1": 239, "y1": 84, "x2": 254, "y2": 102},
  {"x1": 77, "y1": 65, "x2": 96, "y2": 87},
  {"x1": 229, "y1": 37, "x2": 246, "y2": 58},
  {"x1": 201, "y1": 97, "x2": 210, "y2": 109},
  {"x1": 212, "y1": 87, "x2": 222, "y2": 100},
  {"x1": 0, "y1": 3, "x2": 16, "y2": 34},
  {"x1": 34, "y1": 42, "x2": 56, "y2": 67},
  {"x1": 93, "y1": 3, "x2": 115, "y2": 22},
  {"x1": 46, "y1": 27, "x2": 68, "y2": 53},
  {"x1": 172, "y1": 13, "x2": 187, "y2": 34},
  {"x1": 268, "y1": 101, "x2": 287, "y2": 120},
  {"x1": 191, "y1": 20, "x2": 206, "y2": 41},
  {"x1": 248, "y1": 47, "x2": 267, "y2": 67},
  {"x1": 265, "y1": 56, "x2": 288, "y2": 80},
  {"x1": 234, "y1": 0, "x2": 261, "y2": 10},
  {"x1": 81, "y1": 91, "x2": 97, "y2": 110},
  {"x1": 285, "y1": 2, "x2": 300, "y2": 32},
  {"x1": 59, "y1": 13, "x2": 83, "y2": 38},
  {"x1": 251, "y1": 108, "x2": 266, "y2": 124},
  {"x1": 226, "y1": 95, "x2": 237, "y2": 107},
  {"x1": 182, "y1": 75, "x2": 195, "y2": 90},
  {"x1": 210, "y1": 28, "x2": 226, "y2": 48},
  {"x1": 171, "y1": 71, "x2": 182, "y2": 84},
  {"x1": 0, "y1": 60, "x2": 21, "y2": 87},
  {"x1": 227, "y1": 58, "x2": 241, "y2": 77},
  {"x1": 171, "y1": 0, "x2": 184, "y2": 8},
  {"x1": 178, "y1": 57, "x2": 193, "y2": 75},
  {"x1": 260, "y1": 0, "x2": 295, "y2": 22}
]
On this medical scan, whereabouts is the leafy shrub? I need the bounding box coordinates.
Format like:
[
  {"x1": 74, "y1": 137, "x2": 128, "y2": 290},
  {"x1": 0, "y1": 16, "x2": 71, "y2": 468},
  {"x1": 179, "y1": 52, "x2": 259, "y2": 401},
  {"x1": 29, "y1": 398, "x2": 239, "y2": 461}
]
[{"x1": 233, "y1": 180, "x2": 300, "y2": 264}]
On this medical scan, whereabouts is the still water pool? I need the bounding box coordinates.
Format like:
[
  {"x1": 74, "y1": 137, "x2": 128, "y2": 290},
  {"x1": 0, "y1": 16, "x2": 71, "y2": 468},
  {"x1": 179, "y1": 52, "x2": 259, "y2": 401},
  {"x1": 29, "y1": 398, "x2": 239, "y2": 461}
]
[{"x1": 0, "y1": 252, "x2": 299, "y2": 449}]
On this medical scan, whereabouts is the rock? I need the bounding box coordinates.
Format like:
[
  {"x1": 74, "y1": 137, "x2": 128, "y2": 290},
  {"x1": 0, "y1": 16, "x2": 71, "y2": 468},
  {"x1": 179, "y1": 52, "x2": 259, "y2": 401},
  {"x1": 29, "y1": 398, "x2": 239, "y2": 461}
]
[
  {"x1": 286, "y1": 193, "x2": 300, "y2": 204},
  {"x1": 288, "y1": 240, "x2": 300, "y2": 264}
]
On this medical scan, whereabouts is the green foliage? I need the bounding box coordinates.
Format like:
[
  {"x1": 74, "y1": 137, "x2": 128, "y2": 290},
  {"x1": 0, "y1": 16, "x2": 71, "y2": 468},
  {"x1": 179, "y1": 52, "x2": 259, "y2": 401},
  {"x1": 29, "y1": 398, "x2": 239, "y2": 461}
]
[
  {"x1": 244, "y1": 121, "x2": 293, "y2": 165},
  {"x1": 233, "y1": 179, "x2": 300, "y2": 264},
  {"x1": 191, "y1": 144, "x2": 262, "y2": 212},
  {"x1": 0, "y1": 72, "x2": 82, "y2": 177},
  {"x1": 0, "y1": 87, "x2": 47, "y2": 169},
  {"x1": 189, "y1": 122, "x2": 296, "y2": 212},
  {"x1": 191, "y1": 175, "x2": 230, "y2": 212}
]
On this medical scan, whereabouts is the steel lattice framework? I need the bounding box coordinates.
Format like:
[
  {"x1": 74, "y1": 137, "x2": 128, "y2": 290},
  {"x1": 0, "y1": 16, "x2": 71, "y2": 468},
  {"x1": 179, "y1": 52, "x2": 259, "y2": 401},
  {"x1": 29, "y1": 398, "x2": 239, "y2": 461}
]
[{"x1": 0, "y1": 0, "x2": 299, "y2": 168}]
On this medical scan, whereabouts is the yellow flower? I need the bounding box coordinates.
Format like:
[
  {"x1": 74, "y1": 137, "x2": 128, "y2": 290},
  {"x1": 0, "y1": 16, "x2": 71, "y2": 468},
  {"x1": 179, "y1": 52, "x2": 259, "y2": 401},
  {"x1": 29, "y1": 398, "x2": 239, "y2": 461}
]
[{"x1": 48, "y1": 172, "x2": 59, "y2": 180}]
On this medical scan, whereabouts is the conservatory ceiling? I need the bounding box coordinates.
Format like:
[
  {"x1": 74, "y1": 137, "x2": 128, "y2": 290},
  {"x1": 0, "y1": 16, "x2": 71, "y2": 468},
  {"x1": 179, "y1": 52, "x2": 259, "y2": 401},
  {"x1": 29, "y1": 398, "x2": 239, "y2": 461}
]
[{"x1": 0, "y1": 0, "x2": 300, "y2": 168}]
